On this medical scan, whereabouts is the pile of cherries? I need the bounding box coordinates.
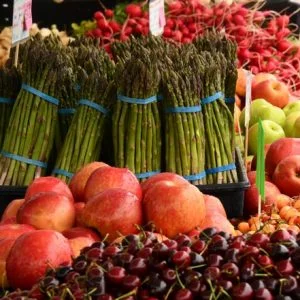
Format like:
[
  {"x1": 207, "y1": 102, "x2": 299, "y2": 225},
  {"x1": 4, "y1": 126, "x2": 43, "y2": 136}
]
[{"x1": 3, "y1": 228, "x2": 300, "y2": 299}]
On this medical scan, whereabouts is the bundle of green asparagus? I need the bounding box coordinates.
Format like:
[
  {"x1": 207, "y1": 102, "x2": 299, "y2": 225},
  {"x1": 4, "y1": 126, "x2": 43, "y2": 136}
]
[
  {"x1": 162, "y1": 45, "x2": 206, "y2": 184},
  {"x1": 53, "y1": 49, "x2": 115, "y2": 183},
  {"x1": 0, "y1": 35, "x2": 74, "y2": 186},
  {"x1": 112, "y1": 46, "x2": 161, "y2": 181},
  {"x1": 0, "y1": 63, "x2": 21, "y2": 149}
]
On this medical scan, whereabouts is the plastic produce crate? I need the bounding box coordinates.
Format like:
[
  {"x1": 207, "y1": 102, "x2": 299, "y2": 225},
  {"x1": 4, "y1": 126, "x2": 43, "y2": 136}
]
[
  {"x1": 197, "y1": 147, "x2": 250, "y2": 218},
  {"x1": 0, "y1": 186, "x2": 26, "y2": 215}
]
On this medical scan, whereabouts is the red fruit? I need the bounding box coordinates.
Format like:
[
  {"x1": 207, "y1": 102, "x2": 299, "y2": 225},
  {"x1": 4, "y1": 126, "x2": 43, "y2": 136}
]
[
  {"x1": 109, "y1": 21, "x2": 121, "y2": 33},
  {"x1": 25, "y1": 176, "x2": 73, "y2": 202},
  {"x1": 104, "y1": 9, "x2": 114, "y2": 18},
  {"x1": 6, "y1": 230, "x2": 72, "y2": 289},
  {"x1": 163, "y1": 27, "x2": 173, "y2": 38},
  {"x1": 0, "y1": 224, "x2": 35, "y2": 241},
  {"x1": 94, "y1": 11, "x2": 104, "y2": 20},
  {"x1": 125, "y1": 4, "x2": 142, "y2": 18},
  {"x1": 84, "y1": 166, "x2": 142, "y2": 202}
]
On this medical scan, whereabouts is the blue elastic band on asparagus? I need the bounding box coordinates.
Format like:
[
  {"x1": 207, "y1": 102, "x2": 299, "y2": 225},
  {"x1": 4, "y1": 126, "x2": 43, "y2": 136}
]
[
  {"x1": 117, "y1": 94, "x2": 157, "y2": 105},
  {"x1": 0, "y1": 150, "x2": 47, "y2": 168},
  {"x1": 78, "y1": 99, "x2": 110, "y2": 115},
  {"x1": 74, "y1": 84, "x2": 81, "y2": 92},
  {"x1": 0, "y1": 97, "x2": 15, "y2": 104},
  {"x1": 183, "y1": 171, "x2": 206, "y2": 181},
  {"x1": 135, "y1": 170, "x2": 161, "y2": 180},
  {"x1": 165, "y1": 105, "x2": 202, "y2": 113},
  {"x1": 58, "y1": 108, "x2": 76, "y2": 115},
  {"x1": 157, "y1": 94, "x2": 163, "y2": 101},
  {"x1": 22, "y1": 83, "x2": 59, "y2": 106},
  {"x1": 206, "y1": 163, "x2": 236, "y2": 175},
  {"x1": 225, "y1": 97, "x2": 235, "y2": 104},
  {"x1": 52, "y1": 168, "x2": 74, "y2": 178},
  {"x1": 201, "y1": 92, "x2": 224, "y2": 105}
]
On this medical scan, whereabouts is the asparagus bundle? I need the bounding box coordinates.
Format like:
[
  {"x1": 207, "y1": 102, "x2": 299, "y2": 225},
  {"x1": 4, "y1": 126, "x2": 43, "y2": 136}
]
[
  {"x1": 112, "y1": 46, "x2": 161, "y2": 181},
  {"x1": 0, "y1": 35, "x2": 73, "y2": 186},
  {"x1": 162, "y1": 45, "x2": 206, "y2": 184},
  {"x1": 53, "y1": 50, "x2": 115, "y2": 183},
  {"x1": 0, "y1": 64, "x2": 21, "y2": 149}
]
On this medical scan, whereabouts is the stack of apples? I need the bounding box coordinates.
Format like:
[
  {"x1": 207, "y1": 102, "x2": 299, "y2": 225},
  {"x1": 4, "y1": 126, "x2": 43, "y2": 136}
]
[
  {"x1": 244, "y1": 138, "x2": 300, "y2": 217},
  {"x1": 0, "y1": 162, "x2": 234, "y2": 290}
]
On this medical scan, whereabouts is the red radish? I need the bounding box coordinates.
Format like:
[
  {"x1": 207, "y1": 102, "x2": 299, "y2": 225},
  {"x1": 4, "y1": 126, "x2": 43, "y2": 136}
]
[
  {"x1": 104, "y1": 9, "x2": 114, "y2": 18},
  {"x1": 109, "y1": 21, "x2": 121, "y2": 33},
  {"x1": 276, "y1": 15, "x2": 290, "y2": 28},
  {"x1": 124, "y1": 26, "x2": 133, "y2": 36},
  {"x1": 278, "y1": 40, "x2": 292, "y2": 52},
  {"x1": 168, "y1": 1, "x2": 183, "y2": 13},
  {"x1": 128, "y1": 19, "x2": 137, "y2": 26},
  {"x1": 125, "y1": 4, "x2": 142, "y2": 18},
  {"x1": 137, "y1": 18, "x2": 149, "y2": 27},
  {"x1": 97, "y1": 19, "x2": 109, "y2": 31},
  {"x1": 94, "y1": 11, "x2": 104, "y2": 20},
  {"x1": 93, "y1": 28, "x2": 102, "y2": 38},
  {"x1": 172, "y1": 30, "x2": 183, "y2": 43},
  {"x1": 166, "y1": 19, "x2": 175, "y2": 29},
  {"x1": 163, "y1": 27, "x2": 172, "y2": 38},
  {"x1": 188, "y1": 23, "x2": 197, "y2": 33},
  {"x1": 134, "y1": 24, "x2": 143, "y2": 35}
]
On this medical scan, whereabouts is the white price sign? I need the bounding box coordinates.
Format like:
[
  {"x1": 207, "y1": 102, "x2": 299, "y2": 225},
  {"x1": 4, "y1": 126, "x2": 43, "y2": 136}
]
[
  {"x1": 12, "y1": 0, "x2": 32, "y2": 46},
  {"x1": 149, "y1": 0, "x2": 166, "y2": 36}
]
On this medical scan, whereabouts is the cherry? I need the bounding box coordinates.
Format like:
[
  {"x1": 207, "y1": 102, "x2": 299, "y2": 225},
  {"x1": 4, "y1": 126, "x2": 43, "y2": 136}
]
[
  {"x1": 123, "y1": 234, "x2": 140, "y2": 245},
  {"x1": 147, "y1": 277, "x2": 167, "y2": 295},
  {"x1": 73, "y1": 258, "x2": 88, "y2": 273},
  {"x1": 55, "y1": 266, "x2": 72, "y2": 279},
  {"x1": 172, "y1": 251, "x2": 191, "y2": 268},
  {"x1": 232, "y1": 282, "x2": 254, "y2": 300},
  {"x1": 240, "y1": 266, "x2": 255, "y2": 281},
  {"x1": 175, "y1": 234, "x2": 192, "y2": 247},
  {"x1": 87, "y1": 265, "x2": 104, "y2": 280},
  {"x1": 270, "y1": 229, "x2": 291, "y2": 243},
  {"x1": 184, "y1": 270, "x2": 202, "y2": 285},
  {"x1": 86, "y1": 247, "x2": 103, "y2": 260},
  {"x1": 199, "y1": 227, "x2": 218, "y2": 240},
  {"x1": 129, "y1": 257, "x2": 148, "y2": 276},
  {"x1": 257, "y1": 255, "x2": 273, "y2": 268},
  {"x1": 137, "y1": 247, "x2": 153, "y2": 259},
  {"x1": 203, "y1": 266, "x2": 221, "y2": 281},
  {"x1": 153, "y1": 260, "x2": 168, "y2": 272},
  {"x1": 207, "y1": 254, "x2": 223, "y2": 267},
  {"x1": 242, "y1": 245, "x2": 260, "y2": 257},
  {"x1": 189, "y1": 252, "x2": 205, "y2": 265},
  {"x1": 191, "y1": 240, "x2": 206, "y2": 254},
  {"x1": 224, "y1": 248, "x2": 240, "y2": 264},
  {"x1": 218, "y1": 279, "x2": 233, "y2": 291},
  {"x1": 65, "y1": 271, "x2": 80, "y2": 282},
  {"x1": 162, "y1": 268, "x2": 176, "y2": 284},
  {"x1": 122, "y1": 275, "x2": 141, "y2": 290},
  {"x1": 276, "y1": 259, "x2": 295, "y2": 276},
  {"x1": 153, "y1": 243, "x2": 169, "y2": 259},
  {"x1": 97, "y1": 295, "x2": 114, "y2": 300},
  {"x1": 248, "y1": 232, "x2": 270, "y2": 247},
  {"x1": 188, "y1": 279, "x2": 206, "y2": 294},
  {"x1": 270, "y1": 244, "x2": 290, "y2": 261},
  {"x1": 221, "y1": 262, "x2": 239, "y2": 280},
  {"x1": 127, "y1": 242, "x2": 140, "y2": 255},
  {"x1": 208, "y1": 236, "x2": 229, "y2": 253},
  {"x1": 174, "y1": 288, "x2": 193, "y2": 300},
  {"x1": 92, "y1": 241, "x2": 106, "y2": 249},
  {"x1": 103, "y1": 245, "x2": 121, "y2": 258},
  {"x1": 254, "y1": 288, "x2": 273, "y2": 300},
  {"x1": 264, "y1": 278, "x2": 279, "y2": 293},
  {"x1": 163, "y1": 239, "x2": 178, "y2": 250},
  {"x1": 218, "y1": 231, "x2": 231, "y2": 240},
  {"x1": 291, "y1": 248, "x2": 300, "y2": 267},
  {"x1": 251, "y1": 279, "x2": 265, "y2": 290},
  {"x1": 180, "y1": 246, "x2": 192, "y2": 254},
  {"x1": 274, "y1": 296, "x2": 292, "y2": 300},
  {"x1": 102, "y1": 260, "x2": 114, "y2": 271},
  {"x1": 115, "y1": 252, "x2": 134, "y2": 267},
  {"x1": 281, "y1": 275, "x2": 298, "y2": 294}
]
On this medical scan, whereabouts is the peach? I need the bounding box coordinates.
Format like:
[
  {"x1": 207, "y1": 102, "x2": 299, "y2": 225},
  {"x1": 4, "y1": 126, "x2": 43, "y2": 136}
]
[
  {"x1": 236, "y1": 68, "x2": 247, "y2": 97},
  {"x1": 0, "y1": 224, "x2": 35, "y2": 240},
  {"x1": 62, "y1": 226, "x2": 100, "y2": 241},
  {"x1": 1, "y1": 199, "x2": 24, "y2": 222},
  {"x1": 0, "y1": 239, "x2": 16, "y2": 288},
  {"x1": 252, "y1": 72, "x2": 277, "y2": 88},
  {"x1": 69, "y1": 236, "x2": 96, "y2": 258}
]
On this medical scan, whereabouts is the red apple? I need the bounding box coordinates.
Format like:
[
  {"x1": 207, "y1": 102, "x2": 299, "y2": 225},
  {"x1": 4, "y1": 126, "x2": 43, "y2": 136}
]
[
  {"x1": 199, "y1": 213, "x2": 235, "y2": 235},
  {"x1": 74, "y1": 202, "x2": 85, "y2": 227},
  {"x1": 266, "y1": 138, "x2": 300, "y2": 177},
  {"x1": 84, "y1": 167, "x2": 142, "y2": 202},
  {"x1": 0, "y1": 224, "x2": 35, "y2": 240},
  {"x1": 247, "y1": 171, "x2": 271, "y2": 185},
  {"x1": 17, "y1": 192, "x2": 75, "y2": 232},
  {"x1": 81, "y1": 188, "x2": 143, "y2": 242},
  {"x1": 252, "y1": 79, "x2": 289, "y2": 108},
  {"x1": 69, "y1": 161, "x2": 109, "y2": 202},
  {"x1": 252, "y1": 72, "x2": 277, "y2": 89},
  {"x1": 0, "y1": 239, "x2": 15, "y2": 288},
  {"x1": 203, "y1": 194, "x2": 227, "y2": 218},
  {"x1": 69, "y1": 236, "x2": 96, "y2": 258},
  {"x1": 244, "y1": 181, "x2": 281, "y2": 216},
  {"x1": 6, "y1": 230, "x2": 72, "y2": 289},
  {"x1": 272, "y1": 155, "x2": 300, "y2": 197},
  {"x1": 62, "y1": 227, "x2": 100, "y2": 241},
  {"x1": 141, "y1": 172, "x2": 189, "y2": 196},
  {"x1": 0, "y1": 217, "x2": 17, "y2": 225},
  {"x1": 25, "y1": 176, "x2": 74, "y2": 202},
  {"x1": 143, "y1": 181, "x2": 206, "y2": 238},
  {"x1": 1, "y1": 199, "x2": 25, "y2": 222}
]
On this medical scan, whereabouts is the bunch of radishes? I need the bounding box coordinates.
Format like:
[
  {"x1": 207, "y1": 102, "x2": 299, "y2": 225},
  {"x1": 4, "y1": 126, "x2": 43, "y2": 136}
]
[{"x1": 85, "y1": 0, "x2": 300, "y2": 95}]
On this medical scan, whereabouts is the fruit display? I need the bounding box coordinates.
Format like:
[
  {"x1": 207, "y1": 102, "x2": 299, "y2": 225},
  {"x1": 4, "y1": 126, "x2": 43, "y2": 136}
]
[{"x1": 76, "y1": 0, "x2": 300, "y2": 98}]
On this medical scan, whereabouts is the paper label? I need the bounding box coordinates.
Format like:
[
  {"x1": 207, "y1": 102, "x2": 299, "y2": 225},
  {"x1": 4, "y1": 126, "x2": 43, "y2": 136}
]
[
  {"x1": 244, "y1": 70, "x2": 252, "y2": 127},
  {"x1": 12, "y1": 0, "x2": 32, "y2": 46},
  {"x1": 149, "y1": 0, "x2": 165, "y2": 36}
]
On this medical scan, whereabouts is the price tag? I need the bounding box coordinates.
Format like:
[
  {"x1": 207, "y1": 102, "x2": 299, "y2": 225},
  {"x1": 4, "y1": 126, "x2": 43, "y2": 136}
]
[
  {"x1": 12, "y1": 0, "x2": 32, "y2": 46},
  {"x1": 244, "y1": 70, "x2": 252, "y2": 127},
  {"x1": 149, "y1": 0, "x2": 165, "y2": 36}
]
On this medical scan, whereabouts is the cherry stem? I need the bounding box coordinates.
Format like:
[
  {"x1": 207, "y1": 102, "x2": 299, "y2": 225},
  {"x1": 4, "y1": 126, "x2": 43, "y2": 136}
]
[
  {"x1": 175, "y1": 267, "x2": 185, "y2": 289},
  {"x1": 66, "y1": 287, "x2": 76, "y2": 300},
  {"x1": 164, "y1": 282, "x2": 177, "y2": 300},
  {"x1": 188, "y1": 264, "x2": 207, "y2": 270},
  {"x1": 115, "y1": 288, "x2": 137, "y2": 300}
]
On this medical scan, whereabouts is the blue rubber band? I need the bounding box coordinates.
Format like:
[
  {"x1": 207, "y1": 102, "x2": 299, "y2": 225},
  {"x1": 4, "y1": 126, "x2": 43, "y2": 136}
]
[
  {"x1": 206, "y1": 163, "x2": 236, "y2": 175},
  {"x1": 202, "y1": 92, "x2": 224, "y2": 105},
  {"x1": 184, "y1": 171, "x2": 206, "y2": 181},
  {"x1": 74, "y1": 84, "x2": 81, "y2": 92},
  {"x1": 117, "y1": 94, "x2": 157, "y2": 105},
  {"x1": 58, "y1": 108, "x2": 76, "y2": 115},
  {"x1": 78, "y1": 99, "x2": 110, "y2": 115},
  {"x1": 165, "y1": 105, "x2": 202, "y2": 113},
  {"x1": 157, "y1": 94, "x2": 163, "y2": 101},
  {"x1": 0, "y1": 97, "x2": 15, "y2": 104},
  {"x1": 135, "y1": 170, "x2": 161, "y2": 180},
  {"x1": 22, "y1": 84, "x2": 59, "y2": 106},
  {"x1": 0, "y1": 150, "x2": 47, "y2": 168},
  {"x1": 225, "y1": 97, "x2": 235, "y2": 104},
  {"x1": 52, "y1": 168, "x2": 74, "y2": 178}
]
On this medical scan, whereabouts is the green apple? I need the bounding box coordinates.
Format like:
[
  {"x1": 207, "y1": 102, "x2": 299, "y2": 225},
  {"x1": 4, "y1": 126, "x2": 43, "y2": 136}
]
[
  {"x1": 240, "y1": 98, "x2": 286, "y2": 130},
  {"x1": 283, "y1": 111, "x2": 300, "y2": 137},
  {"x1": 291, "y1": 115, "x2": 300, "y2": 137},
  {"x1": 248, "y1": 120, "x2": 285, "y2": 155},
  {"x1": 283, "y1": 101, "x2": 300, "y2": 116}
]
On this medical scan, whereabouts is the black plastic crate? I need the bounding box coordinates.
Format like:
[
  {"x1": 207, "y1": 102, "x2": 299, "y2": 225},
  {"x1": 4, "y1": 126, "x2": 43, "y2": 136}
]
[
  {"x1": 0, "y1": 186, "x2": 26, "y2": 215},
  {"x1": 197, "y1": 147, "x2": 250, "y2": 218}
]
